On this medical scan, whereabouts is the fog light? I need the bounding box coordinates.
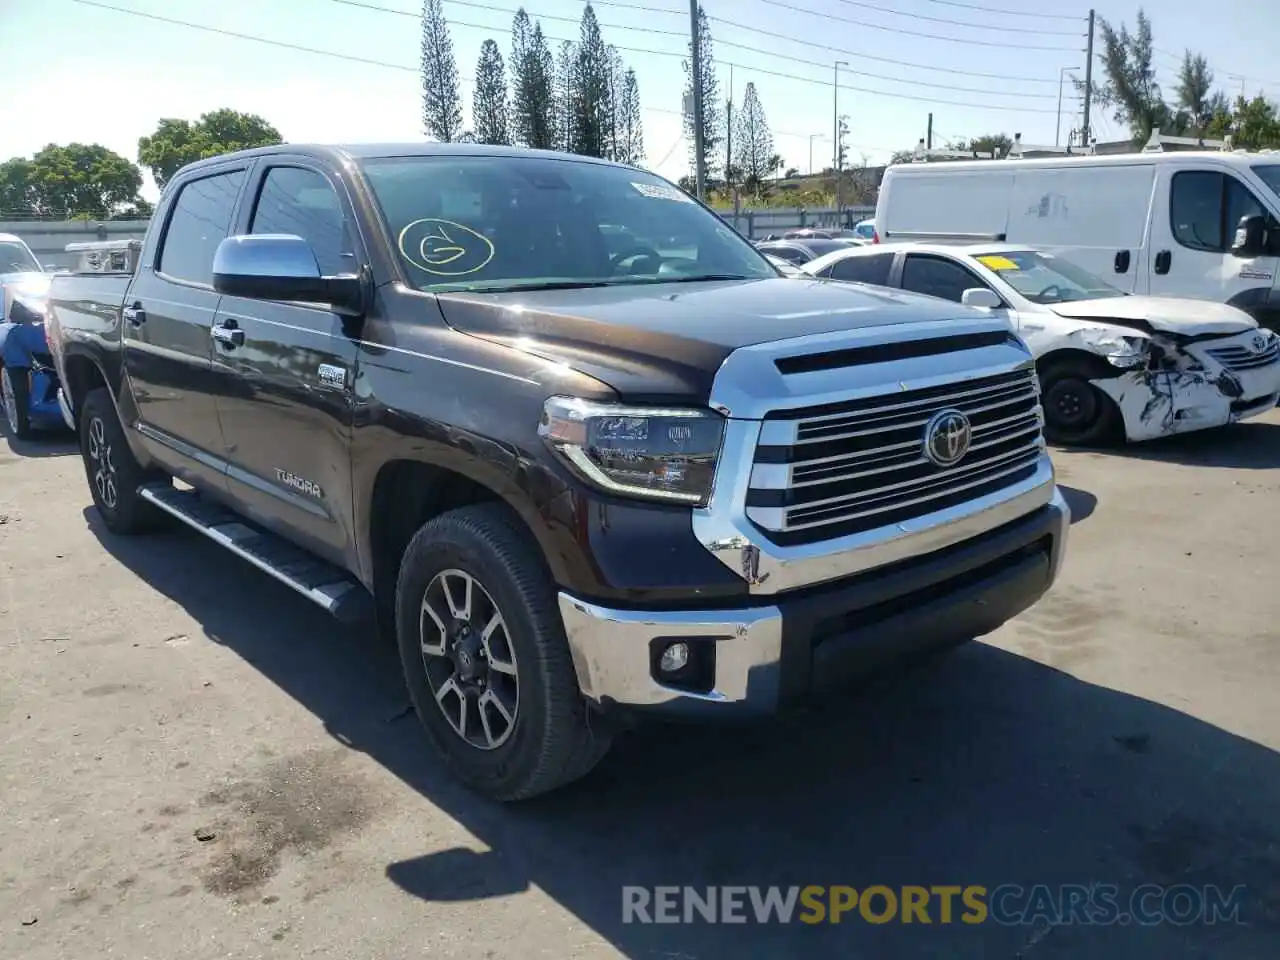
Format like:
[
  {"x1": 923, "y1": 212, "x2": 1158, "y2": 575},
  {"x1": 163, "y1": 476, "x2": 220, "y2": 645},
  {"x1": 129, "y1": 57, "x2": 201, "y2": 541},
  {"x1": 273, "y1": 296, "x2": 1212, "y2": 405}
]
[{"x1": 658, "y1": 641, "x2": 690, "y2": 674}]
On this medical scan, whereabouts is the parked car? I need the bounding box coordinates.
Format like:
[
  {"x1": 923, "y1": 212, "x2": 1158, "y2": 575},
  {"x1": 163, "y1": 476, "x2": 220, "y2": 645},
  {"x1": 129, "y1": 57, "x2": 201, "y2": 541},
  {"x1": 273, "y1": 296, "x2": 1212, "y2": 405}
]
[
  {"x1": 853, "y1": 218, "x2": 877, "y2": 242},
  {"x1": 48, "y1": 143, "x2": 1068, "y2": 800},
  {"x1": 783, "y1": 228, "x2": 861, "y2": 241},
  {"x1": 802, "y1": 241, "x2": 1280, "y2": 444},
  {"x1": 755, "y1": 237, "x2": 864, "y2": 265},
  {"x1": 1, "y1": 283, "x2": 66, "y2": 438},
  {"x1": 874, "y1": 149, "x2": 1280, "y2": 330},
  {"x1": 764, "y1": 254, "x2": 805, "y2": 276}
]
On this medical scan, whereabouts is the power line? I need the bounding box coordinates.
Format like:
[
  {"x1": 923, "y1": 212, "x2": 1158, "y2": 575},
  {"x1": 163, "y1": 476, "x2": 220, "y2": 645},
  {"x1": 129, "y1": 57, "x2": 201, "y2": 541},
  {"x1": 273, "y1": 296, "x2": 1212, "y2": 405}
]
[
  {"x1": 913, "y1": 0, "x2": 1082, "y2": 20},
  {"x1": 827, "y1": 0, "x2": 1081, "y2": 36},
  {"x1": 750, "y1": 0, "x2": 1081, "y2": 51},
  {"x1": 67, "y1": 0, "x2": 1064, "y2": 117}
]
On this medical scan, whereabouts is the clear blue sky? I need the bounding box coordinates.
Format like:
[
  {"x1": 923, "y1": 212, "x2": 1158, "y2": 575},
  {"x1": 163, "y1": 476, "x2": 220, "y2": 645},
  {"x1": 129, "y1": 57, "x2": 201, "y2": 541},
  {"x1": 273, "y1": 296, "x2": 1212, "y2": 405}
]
[{"x1": 2, "y1": 0, "x2": 1277, "y2": 198}]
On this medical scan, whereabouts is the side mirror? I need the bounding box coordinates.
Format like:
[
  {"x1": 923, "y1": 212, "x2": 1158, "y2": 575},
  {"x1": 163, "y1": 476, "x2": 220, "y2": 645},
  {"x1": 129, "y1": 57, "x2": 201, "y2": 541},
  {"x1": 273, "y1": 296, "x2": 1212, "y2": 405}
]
[
  {"x1": 212, "y1": 235, "x2": 363, "y2": 313},
  {"x1": 1231, "y1": 215, "x2": 1266, "y2": 258},
  {"x1": 961, "y1": 287, "x2": 1002, "y2": 309}
]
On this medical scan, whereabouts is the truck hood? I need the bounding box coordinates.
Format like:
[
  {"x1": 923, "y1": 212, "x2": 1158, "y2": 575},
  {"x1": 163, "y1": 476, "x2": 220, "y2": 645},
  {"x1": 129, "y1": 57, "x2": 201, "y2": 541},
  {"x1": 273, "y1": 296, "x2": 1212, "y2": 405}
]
[
  {"x1": 435, "y1": 277, "x2": 986, "y2": 403},
  {"x1": 1047, "y1": 295, "x2": 1256, "y2": 336}
]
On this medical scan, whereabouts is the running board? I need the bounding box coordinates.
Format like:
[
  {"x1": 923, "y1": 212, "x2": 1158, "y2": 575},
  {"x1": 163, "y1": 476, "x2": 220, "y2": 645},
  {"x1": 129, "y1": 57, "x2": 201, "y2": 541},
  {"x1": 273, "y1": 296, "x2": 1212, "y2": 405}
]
[{"x1": 138, "y1": 483, "x2": 373, "y2": 624}]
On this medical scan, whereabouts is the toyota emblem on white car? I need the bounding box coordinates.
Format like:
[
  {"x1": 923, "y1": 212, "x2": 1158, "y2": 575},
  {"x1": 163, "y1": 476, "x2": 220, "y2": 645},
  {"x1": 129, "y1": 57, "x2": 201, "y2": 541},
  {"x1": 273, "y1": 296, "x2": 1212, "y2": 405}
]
[
  {"x1": 1252, "y1": 333, "x2": 1269, "y2": 352},
  {"x1": 924, "y1": 409, "x2": 972, "y2": 467}
]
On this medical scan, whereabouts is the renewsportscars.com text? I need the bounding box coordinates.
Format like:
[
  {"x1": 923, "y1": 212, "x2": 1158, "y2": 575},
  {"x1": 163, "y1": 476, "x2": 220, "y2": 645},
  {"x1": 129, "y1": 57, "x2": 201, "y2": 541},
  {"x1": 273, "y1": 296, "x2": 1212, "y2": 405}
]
[{"x1": 622, "y1": 884, "x2": 1247, "y2": 926}]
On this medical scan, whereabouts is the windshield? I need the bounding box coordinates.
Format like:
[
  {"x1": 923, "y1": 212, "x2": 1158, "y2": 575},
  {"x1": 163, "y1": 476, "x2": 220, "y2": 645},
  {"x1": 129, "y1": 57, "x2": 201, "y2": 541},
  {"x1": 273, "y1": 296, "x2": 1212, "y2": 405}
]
[
  {"x1": 359, "y1": 155, "x2": 777, "y2": 292},
  {"x1": 971, "y1": 249, "x2": 1125, "y2": 305},
  {"x1": 0, "y1": 240, "x2": 40, "y2": 274},
  {"x1": 1253, "y1": 165, "x2": 1280, "y2": 200}
]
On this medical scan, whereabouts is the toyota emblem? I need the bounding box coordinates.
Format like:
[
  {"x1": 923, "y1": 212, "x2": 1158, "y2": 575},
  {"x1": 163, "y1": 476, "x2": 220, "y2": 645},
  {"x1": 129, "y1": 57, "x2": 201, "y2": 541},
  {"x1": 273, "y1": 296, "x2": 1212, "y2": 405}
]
[
  {"x1": 924, "y1": 409, "x2": 972, "y2": 467},
  {"x1": 1252, "y1": 333, "x2": 1269, "y2": 352}
]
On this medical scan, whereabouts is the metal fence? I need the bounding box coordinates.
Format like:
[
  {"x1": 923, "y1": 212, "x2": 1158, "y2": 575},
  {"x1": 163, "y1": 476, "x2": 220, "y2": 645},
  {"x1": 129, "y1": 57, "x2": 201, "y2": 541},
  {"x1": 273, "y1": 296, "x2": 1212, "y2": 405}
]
[
  {"x1": 2, "y1": 220, "x2": 150, "y2": 271},
  {"x1": 715, "y1": 206, "x2": 876, "y2": 239}
]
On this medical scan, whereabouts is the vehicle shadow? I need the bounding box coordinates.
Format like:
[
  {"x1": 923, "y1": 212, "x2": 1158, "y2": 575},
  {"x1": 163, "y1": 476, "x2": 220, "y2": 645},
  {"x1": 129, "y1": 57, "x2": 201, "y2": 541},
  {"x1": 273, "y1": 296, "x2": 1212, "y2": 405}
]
[
  {"x1": 1057, "y1": 484, "x2": 1097, "y2": 525},
  {"x1": 85, "y1": 510, "x2": 1280, "y2": 959},
  {"x1": 1, "y1": 429, "x2": 77, "y2": 458},
  {"x1": 1058, "y1": 420, "x2": 1280, "y2": 470}
]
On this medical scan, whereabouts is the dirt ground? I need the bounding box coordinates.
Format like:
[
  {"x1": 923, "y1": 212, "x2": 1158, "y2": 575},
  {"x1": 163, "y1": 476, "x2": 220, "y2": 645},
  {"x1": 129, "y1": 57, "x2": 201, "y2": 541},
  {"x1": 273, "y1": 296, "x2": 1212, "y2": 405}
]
[{"x1": 2, "y1": 416, "x2": 1278, "y2": 959}]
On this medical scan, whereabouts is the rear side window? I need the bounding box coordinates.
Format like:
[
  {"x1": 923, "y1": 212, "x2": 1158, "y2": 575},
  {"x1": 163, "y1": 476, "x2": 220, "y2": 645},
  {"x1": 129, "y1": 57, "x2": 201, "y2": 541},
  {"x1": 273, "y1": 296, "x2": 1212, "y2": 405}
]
[
  {"x1": 828, "y1": 253, "x2": 894, "y2": 285},
  {"x1": 249, "y1": 166, "x2": 354, "y2": 276},
  {"x1": 159, "y1": 170, "x2": 245, "y2": 284},
  {"x1": 767, "y1": 245, "x2": 808, "y2": 264},
  {"x1": 900, "y1": 254, "x2": 982, "y2": 302}
]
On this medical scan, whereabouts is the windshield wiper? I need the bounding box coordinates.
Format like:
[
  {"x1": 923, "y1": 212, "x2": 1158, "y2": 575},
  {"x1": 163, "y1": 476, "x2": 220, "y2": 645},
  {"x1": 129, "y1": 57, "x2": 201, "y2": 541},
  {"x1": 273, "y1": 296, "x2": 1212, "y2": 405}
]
[
  {"x1": 643, "y1": 274, "x2": 756, "y2": 283},
  {"x1": 467, "y1": 280, "x2": 617, "y2": 293}
]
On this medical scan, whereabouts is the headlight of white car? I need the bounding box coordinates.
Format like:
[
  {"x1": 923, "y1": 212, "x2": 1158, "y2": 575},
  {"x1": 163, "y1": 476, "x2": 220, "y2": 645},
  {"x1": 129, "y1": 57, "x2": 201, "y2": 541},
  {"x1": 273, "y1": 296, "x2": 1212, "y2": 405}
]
[{"x1": 1090, "y1": 333, "x2": 1149, "y2": 369}]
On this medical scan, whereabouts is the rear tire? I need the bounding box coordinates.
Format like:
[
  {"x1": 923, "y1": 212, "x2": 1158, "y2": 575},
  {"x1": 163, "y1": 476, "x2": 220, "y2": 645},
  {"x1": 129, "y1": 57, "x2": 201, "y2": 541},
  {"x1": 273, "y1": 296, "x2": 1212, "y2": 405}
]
[
  {"x1": 79, "y1": 387, "x2": 168, "y2": 534},
  {"x1": 1039, "y1": 358, "x2": 1122, "y2": 447},
  {"x1": 395, "y1": 503, "x2": 611, "y2": 801},
  {"x1": 1, "y1": 365, "x2": 33, "y2": 440}
]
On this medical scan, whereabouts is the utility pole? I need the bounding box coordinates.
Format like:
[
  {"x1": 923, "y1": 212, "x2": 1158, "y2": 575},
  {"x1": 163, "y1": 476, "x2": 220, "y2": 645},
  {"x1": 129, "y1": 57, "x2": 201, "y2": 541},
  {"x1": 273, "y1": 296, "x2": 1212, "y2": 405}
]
[
  {"x1": 926, "y1": 113, "x2": 933, "y2": 150},
  {"x1": 725, "y1": 64, "x2": 734, "y2": 200},
  {"x1": 1082, "y1": 9, "x2": 1095, "y2": 148},
  {"x1": 689, "y1": 0, "x2": 706, "y2": 200},
  {"x1": 833, "y1": 60, "x2": 847, "y2": 220}
]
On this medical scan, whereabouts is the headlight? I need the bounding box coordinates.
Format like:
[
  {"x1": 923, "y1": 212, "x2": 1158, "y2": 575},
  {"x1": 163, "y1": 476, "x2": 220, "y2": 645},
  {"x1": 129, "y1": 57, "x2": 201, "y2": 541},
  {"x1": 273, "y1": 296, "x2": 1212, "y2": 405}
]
[
  {"x1": 538, "y1": 396, "x2": 725, "y2": 505},
  {"x1": 1092, "y1": 334, "x2": 1149, "y2": 369}
]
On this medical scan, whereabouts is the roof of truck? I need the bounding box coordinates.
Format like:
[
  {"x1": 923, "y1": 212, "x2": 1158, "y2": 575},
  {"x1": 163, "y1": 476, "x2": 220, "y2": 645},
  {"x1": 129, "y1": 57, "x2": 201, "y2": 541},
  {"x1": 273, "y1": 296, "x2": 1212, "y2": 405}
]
[
  {"x1": 180, "y1": 141, "x2": 629, "y2": 175},
  {"x1": 883, "y1": 150, "x2": 1279, "y2": 175}
]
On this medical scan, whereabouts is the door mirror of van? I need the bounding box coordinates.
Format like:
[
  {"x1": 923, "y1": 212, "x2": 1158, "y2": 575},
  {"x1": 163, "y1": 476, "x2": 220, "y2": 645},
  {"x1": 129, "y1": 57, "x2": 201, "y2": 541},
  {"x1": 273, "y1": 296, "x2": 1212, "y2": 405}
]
[
  {"x1": 212, "y1": 235, "x2": 364, "y2": 313},
  {"x1": 961, "y1": 288, "x2": 1002, "y2": 309},
  {"x1": 1231, "y1": 215, "x2": 1266, "y2": 258}
]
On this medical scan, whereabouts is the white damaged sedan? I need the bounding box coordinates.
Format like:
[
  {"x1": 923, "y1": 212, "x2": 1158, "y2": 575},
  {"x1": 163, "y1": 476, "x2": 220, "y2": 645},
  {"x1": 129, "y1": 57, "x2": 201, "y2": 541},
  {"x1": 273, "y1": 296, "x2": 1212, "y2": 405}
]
[{"x1": 801, "y1": 242, "x2": 1280, "y2": 445}]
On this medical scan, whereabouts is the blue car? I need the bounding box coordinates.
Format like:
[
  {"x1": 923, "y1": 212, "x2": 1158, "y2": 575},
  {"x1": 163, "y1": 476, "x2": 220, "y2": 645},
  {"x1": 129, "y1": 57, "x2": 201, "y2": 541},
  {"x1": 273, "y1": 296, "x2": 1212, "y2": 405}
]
[{"x1": 1, "y1": 272, "x2": 68, "y2": 440}]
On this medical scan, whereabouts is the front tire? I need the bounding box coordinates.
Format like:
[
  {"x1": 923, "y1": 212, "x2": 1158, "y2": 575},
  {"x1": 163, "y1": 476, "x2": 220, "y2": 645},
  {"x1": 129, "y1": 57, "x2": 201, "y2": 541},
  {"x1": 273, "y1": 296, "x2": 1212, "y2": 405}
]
[
  {"x1": 1040, "y1": 358, "x2": 1122, "y2": 446},
  {"x1": 1, "y1": 365, "x2": 33, "y2": 440},
  {"x1": 395, "y1": 504, "x2": 611, "y2": 801},
  {"x1": 79, "y1": 387, "x2": 168, "y2": 534}
]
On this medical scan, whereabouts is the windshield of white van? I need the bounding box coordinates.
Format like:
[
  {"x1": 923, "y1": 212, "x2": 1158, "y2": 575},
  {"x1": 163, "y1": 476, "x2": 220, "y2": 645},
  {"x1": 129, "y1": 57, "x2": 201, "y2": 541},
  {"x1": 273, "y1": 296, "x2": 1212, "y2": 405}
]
[
  {"x1": 971, "y1": 250, "x2": 1125, "y2": 305},
  {"x1": 359, "y1": 155, "x2": 776, "y2": 293},
  {"x1": 1253, "y1": 165, "x2": 1280, "y2": 200}
]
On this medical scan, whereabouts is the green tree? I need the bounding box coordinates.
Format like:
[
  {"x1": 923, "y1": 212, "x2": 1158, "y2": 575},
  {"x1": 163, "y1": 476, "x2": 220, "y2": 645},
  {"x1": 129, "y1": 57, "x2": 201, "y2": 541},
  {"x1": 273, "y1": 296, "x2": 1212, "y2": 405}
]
[
  {"x1": 137, "y1": 110, "x2": 281, "y2": 190},
  {"x1": 604, "y1": 45, "x2": 626, "y2": 162},
  {"x1": 1208, "y1": 95, "x2": 1280, "y2": 149},
  {"x1": 617, "y1": 68, "x2": 645, "y2": 165},
  {"x1": 510, "y1": 10, "x2": 557, "y2": 150},
  {"x1": 473, "y1": 40, "x2": 510, "y2": 145},
  {"x1": 1085, "y1": 9, "x2": 1171, "y2": 142},
  {"x1": 954, "y1": 133, "x2": 1014, "y2": 157},
  {"x1": 1173, "y1": 52, "x2": 1227, "y2": 134},
  {"x1": 2, "y1": 143, "x2": 146, "y2": 220},
  {"x1": 420, "y1": 0, "x2": 463, "y2": 142},
  {"x1": 682, "y1": 4, "x2": 721, "y2": 180},
  {"x1": 733, "y1": 83, "x2": 775, "y2": 196},
  {"x1": 571, "y1": 4, "x2": 610, "y2": 157},
  {"x1": 555, "y1": 40, "x2": 577, "y2": 152}
]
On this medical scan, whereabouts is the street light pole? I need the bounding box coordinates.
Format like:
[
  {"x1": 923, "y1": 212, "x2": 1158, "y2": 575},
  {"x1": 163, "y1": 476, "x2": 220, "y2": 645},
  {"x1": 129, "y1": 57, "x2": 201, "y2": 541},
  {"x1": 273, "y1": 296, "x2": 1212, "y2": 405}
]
[
  {"x1": 689, "y1": 0, "x2": 706, "y2": 200},
  {"x1": 1056, "y1": 66, "x2": 1077, "y2": 146},
  {"x1": 833, "y1": 60, "x2": 848, "y2": 220}
]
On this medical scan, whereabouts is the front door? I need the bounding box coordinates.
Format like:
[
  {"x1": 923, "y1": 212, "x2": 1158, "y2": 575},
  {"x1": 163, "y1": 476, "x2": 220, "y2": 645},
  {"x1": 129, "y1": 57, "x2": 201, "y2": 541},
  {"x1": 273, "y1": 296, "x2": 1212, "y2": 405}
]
[
  {"x1": 210, "y1": 162, "x2": 362, "y2": 568},
  {"x1": 1149, "y1": 167, "x2": 1280, "y2": 310},
  {"x1": 123, "y1": 166, "x2": 250, "y2": 490}
]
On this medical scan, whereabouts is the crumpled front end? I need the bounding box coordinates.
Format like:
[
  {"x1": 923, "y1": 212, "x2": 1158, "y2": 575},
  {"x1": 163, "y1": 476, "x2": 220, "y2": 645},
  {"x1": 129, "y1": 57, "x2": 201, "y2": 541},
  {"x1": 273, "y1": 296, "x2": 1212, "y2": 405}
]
[{"x1": 1091, "y1": 328, "x2": 1280, "y2": 442}]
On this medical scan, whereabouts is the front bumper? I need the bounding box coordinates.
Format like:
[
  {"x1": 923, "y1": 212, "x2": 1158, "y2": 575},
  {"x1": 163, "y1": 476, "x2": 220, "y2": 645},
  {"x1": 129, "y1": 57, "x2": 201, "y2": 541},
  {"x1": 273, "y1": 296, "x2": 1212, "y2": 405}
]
[{"x1": 560, "y1": 487, "x2": 1070, "y2": 717}]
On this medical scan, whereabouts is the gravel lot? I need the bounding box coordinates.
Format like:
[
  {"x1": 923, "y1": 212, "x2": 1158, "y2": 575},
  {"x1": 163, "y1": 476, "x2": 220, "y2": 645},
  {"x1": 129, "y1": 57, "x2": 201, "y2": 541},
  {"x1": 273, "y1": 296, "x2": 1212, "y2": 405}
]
[{"x1": 3, "y1": 417, "x2": 1278, "y2": 959}]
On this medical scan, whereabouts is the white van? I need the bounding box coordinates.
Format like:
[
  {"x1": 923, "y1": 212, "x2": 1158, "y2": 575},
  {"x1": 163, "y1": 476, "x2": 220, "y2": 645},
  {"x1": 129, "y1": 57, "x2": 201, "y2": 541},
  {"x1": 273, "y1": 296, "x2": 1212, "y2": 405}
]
[{"x1": 874, "y1": 151, "x2": 1280, "y2": 329}]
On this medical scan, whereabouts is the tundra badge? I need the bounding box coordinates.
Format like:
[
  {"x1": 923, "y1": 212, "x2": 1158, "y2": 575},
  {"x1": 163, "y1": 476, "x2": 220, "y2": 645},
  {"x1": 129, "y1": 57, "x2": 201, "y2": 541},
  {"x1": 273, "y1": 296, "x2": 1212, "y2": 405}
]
[{"x1": 275, "y1": 469, "x2": 323, "y2": 499}]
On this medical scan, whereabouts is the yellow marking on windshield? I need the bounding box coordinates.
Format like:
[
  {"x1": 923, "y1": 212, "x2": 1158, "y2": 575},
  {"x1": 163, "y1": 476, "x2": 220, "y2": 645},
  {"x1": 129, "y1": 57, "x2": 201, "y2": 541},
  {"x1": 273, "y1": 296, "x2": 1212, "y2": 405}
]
[
  {"x1": 398, "y1": 218, "x2": 496, "y2": 276},
  {"x1": 976, "y1": 255, "x2": 1020, "y2": 271}
]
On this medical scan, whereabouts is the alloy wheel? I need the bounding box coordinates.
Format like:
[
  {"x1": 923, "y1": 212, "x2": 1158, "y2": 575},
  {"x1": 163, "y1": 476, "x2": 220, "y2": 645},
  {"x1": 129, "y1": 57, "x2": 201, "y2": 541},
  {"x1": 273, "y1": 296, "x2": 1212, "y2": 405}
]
[
  {"x1": 86, "y1": 415, "x2": 119, "y2": 510},
  {"x1": 2, "y1": 368, "x2": 18, "y2": 434}
]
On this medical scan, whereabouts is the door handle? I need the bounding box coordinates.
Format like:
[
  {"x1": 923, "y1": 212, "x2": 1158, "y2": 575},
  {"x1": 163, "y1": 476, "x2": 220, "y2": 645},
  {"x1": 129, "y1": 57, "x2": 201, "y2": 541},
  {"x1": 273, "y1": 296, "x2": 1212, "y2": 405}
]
[
  {"x1": 211, "y1": 320, "x2": 245, "y2": 347},
  {"x1": 1114, "y1": 250, "x2": 1131, "y2": 274},
  {"x1": 1154, "y1": 250, "x2": 1172, "y2": 275},
  {"x1": 122, "y1": 302, "x2": 146, "y2": 326}
]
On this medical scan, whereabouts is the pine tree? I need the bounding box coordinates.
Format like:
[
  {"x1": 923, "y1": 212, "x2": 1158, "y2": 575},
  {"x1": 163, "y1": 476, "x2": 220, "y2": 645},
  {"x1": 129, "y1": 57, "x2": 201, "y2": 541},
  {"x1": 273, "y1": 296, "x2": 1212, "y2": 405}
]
[
  {"x1": 511, "y1": 11, "x2": 557, "y2": 149},
  {"x1": 682, "y1": 4, "x2": 721, "y2": 180},
  {"x1": 617, "y1": 68, "x2": 645, "y2": 165},
  {"x1": 555, "y1": 40, "x2": 577, "y2": 152},
  {"x1": 733, "y1": 82, "x2": 775, "y2": 195},
  {"x1": 603, "y1": 45, "x2": 625, "y2": 161},
  {"x1": 473, "y1": 40, "x2": 509, "y2": 145},
  {"x1": 571, "y1": 4, "x2": 611, "y2": 158},
  {"x1": 420, "y1": 0, "x2": 463, "y2": 141}
]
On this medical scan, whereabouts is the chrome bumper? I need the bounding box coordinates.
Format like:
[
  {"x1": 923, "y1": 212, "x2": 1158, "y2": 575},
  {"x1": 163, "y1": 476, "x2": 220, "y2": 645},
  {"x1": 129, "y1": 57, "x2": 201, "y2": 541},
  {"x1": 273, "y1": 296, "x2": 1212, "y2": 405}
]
[{"x1": 561, "y1": 487, "x2": 1071, "y2": 715}]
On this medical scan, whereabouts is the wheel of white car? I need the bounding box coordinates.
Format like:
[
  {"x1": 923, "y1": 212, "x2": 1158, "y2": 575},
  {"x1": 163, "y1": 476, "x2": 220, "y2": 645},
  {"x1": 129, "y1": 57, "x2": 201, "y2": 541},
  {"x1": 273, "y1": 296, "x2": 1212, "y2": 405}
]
[
  {"x1": 1039, "y1": 357, "x2": 1121, "y2": 447},
  {"x1": 394, "y1": 503, "x2": 611, "y2": 801}
]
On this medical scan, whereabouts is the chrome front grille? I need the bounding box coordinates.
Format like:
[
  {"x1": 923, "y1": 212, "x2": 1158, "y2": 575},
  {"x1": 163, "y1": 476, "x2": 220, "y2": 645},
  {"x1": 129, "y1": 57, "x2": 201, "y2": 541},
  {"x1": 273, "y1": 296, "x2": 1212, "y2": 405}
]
[
  {"x1": 1204, "y1": 338, "x2": 1280, "y2": 371},
  {"x1": 746, "y1": 368, "x2": 1044, "y2": 545}
]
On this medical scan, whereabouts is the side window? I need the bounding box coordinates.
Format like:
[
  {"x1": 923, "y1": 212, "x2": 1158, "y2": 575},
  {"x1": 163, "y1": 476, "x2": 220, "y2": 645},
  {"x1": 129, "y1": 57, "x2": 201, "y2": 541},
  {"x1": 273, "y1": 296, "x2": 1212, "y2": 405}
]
[
  {"x1": 1170, "y1": 171, "x2": 1225, "y2": 252},
  {"x1": 158, "y1": 170, "x2": 245, "y2": 284},
  {"x1": 249, "y1": 166, "x2": 353, "y2": 276},
  {"x1": 900, "y1": 255, "x2": 983, "y2": 303},
  {"x1": 769, "y1": 246, "x2": 806, "y2": 264},
  {"x1": 1225, "y1": 177, "x2": 1267, "y2": 239},
  {"x1": 829, "y1": 253, "x2": 894, "y2": 285}
]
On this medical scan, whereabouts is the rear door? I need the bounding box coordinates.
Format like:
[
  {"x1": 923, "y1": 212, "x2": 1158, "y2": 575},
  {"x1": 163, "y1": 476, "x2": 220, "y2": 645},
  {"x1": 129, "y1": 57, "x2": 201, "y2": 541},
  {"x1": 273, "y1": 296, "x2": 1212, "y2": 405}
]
[
  {"x1": 209, "y1": 160, "x2": 363, "y2": 568},
  {"x1": 123, "y1": 164, "x2": 249, "y2": 490}
]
